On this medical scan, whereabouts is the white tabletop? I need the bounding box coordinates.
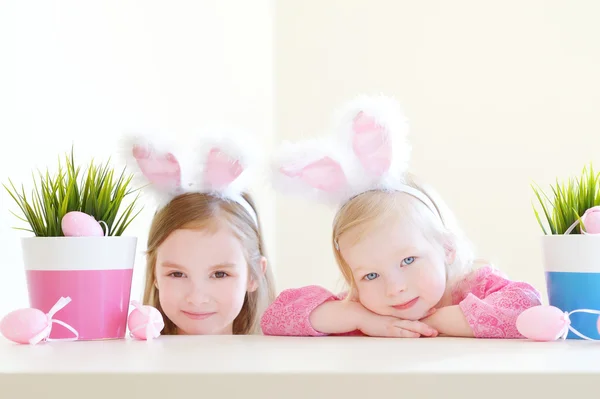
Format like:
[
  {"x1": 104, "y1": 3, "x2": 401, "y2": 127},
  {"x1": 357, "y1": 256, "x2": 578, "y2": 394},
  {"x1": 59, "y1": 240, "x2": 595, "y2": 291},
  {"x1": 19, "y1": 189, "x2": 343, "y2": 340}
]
[{"x1": 1, "y1": 335, "x2": 598, "y2": 399}]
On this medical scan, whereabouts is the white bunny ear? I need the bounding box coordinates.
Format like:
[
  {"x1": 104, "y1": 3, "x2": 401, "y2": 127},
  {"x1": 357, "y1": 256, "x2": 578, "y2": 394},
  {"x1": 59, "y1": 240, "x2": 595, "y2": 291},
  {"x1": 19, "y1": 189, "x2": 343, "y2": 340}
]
[
  {"x1": 117, "y1": 126, "x2": 263, "y2": 211},
  {"x1": 271, "y1": 136, "x2": 353, "y2": 205},
  {"x1": 193, "y1": 125, "x2": 263, "y2": 199},
  {"x1": 333, "y1": 94, "x2": 412, "y2": 185},
  {"x1": 117, "y1": 132, "x2": 184, "y2": 208},
  {"x1": 269, "y1": 95, "x2": 444, "y2": 223},
  {"x1": 269, "y1": 94, "x2": 417, "y2": 208}
]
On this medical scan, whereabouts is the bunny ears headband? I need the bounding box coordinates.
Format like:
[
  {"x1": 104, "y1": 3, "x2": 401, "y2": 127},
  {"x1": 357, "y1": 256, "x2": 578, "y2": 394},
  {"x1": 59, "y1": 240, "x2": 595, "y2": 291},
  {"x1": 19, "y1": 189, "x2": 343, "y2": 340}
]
[
  {"x1": 120, "y1": 127, "x2": 260, "y2": 226},
  {"x1": 120, "y1": 95, "x2": 438, "y2": 231},
  {"x1": 271, "y1": 94, "x2": 441, "y2": 223}
]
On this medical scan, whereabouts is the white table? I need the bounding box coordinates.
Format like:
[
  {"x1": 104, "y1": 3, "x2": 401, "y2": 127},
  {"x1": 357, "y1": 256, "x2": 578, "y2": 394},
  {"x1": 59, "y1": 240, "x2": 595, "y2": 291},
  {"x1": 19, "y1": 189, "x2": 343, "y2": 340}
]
[{"x1": 1, "y1": 335, "x2": 598, "y2": 399}]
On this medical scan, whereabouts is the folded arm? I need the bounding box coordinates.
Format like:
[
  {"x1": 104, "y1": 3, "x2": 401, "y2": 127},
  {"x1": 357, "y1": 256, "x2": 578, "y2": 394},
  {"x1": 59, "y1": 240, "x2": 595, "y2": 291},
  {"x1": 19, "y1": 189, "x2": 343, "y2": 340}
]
[
  {"x1": 260, "y1": 285, "x2": 347, "y2": 336},
  {"x1": 423, "y1": 267, "x2": 542, "y2": 338}
]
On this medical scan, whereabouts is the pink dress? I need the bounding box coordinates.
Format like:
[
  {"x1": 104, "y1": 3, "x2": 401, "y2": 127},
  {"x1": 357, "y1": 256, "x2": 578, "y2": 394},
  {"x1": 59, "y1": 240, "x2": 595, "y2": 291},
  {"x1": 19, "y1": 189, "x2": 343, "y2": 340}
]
[{"x1": 260, "y1": 265, "x2": 542, "y2": 338}]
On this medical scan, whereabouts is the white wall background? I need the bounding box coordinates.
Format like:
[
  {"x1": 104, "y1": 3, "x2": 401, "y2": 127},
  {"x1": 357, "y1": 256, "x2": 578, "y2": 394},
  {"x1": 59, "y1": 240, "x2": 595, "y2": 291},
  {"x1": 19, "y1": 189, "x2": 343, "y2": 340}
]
[
  {"x1": 0, "y1": 0, "x2": 274, "y2": 316},
  {"x1": 273, "y1": 0, "x2": 600, "y2": 299},
  {"x1": 2, "y1": 0, "x2": 600, "y2": 317}
]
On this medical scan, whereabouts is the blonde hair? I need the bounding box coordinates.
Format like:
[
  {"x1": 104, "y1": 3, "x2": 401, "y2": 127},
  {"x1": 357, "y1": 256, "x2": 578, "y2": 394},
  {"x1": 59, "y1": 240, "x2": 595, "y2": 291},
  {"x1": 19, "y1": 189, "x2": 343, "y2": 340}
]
[
  {"x1": 332, "y1": 174, "x2": 480, "y2": 298},
  {"x1": 142, "y1": 192, "x2": 276, "y2": 335}
]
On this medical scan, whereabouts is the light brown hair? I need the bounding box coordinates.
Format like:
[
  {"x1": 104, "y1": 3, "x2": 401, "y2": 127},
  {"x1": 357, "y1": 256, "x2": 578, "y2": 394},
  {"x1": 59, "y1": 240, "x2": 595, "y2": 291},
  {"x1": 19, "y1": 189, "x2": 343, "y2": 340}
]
[{"x1": 142, "y1": 192, "x2": 276, "y2": 335}]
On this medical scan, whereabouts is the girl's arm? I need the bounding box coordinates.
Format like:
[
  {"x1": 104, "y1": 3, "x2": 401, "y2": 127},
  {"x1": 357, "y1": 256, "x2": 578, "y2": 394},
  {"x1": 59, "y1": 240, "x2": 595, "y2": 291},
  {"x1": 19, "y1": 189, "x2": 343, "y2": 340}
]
[
  {"x1": 420, "y1": 305, "x2": 474, "y2": 337},
  {"x1": 260, "y1": 285, "x2": 438, "y2": 337},
  {"x1": 260, "y1": 285, "x2": 347, "y2": 336},
  {"x1": 308, "y1": 298, "x2": 367, "y2": 334},
  {"x1": 422, "y1": 266, "x2": 542, "y2": 338}
]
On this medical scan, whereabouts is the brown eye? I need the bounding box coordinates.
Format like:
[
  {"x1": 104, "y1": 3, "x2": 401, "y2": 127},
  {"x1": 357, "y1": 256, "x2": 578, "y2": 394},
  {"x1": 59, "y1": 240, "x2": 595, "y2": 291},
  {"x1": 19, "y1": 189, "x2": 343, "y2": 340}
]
[
  {"x1": 213, "y1": 271, "x2": 228, "y2": 278},
  {"x1": 169, "y1": 271, "x2": 184, "y2": 278}
]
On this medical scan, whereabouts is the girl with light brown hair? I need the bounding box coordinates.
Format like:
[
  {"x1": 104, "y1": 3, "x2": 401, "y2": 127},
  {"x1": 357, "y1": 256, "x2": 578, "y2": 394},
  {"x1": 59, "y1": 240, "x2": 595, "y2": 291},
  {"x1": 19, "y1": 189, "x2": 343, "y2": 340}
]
[{"x1": 123, "y1": 128, "x2": 275, "y2": 335}]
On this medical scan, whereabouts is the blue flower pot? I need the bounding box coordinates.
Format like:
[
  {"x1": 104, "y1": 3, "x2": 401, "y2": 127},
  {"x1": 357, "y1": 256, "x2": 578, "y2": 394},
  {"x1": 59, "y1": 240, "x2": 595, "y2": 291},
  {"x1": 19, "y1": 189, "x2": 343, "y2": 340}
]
[{"x1": 542, "y1": 235, "x2": 600, "y2": 340}]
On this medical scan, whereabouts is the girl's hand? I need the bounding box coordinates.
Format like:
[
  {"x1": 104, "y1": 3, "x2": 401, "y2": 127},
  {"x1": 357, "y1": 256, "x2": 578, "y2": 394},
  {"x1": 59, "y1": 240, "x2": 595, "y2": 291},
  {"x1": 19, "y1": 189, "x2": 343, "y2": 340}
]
[
  {"x1": 357, "y1": 307, "x2": 439, "y2": 338},
  {"x1": 419, "y1": 305, "x2": 474, "y2": 338},
  {"x1": 310, "y1": 299, "x2": 438, "y2": 337}
]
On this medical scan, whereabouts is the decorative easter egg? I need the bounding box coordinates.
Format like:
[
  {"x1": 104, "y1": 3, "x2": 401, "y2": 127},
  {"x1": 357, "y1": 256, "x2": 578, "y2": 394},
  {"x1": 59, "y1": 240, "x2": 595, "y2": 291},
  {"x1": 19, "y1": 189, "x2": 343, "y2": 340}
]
[
  {"x1": 516, "y1": 305, "x2": 569, "y2": 341},
  {"x1": 583, "y1": 206, "x2": 600, "y2": 234},
  {"x1": 128, "y1": 303, "x2": 164, "y2": 340},
  {"x1": 61, "y1": 211, "x2": 104, "y2": 237},
  {"x1": 0, "y1": 308, "x2": 49, "y2": 344}
]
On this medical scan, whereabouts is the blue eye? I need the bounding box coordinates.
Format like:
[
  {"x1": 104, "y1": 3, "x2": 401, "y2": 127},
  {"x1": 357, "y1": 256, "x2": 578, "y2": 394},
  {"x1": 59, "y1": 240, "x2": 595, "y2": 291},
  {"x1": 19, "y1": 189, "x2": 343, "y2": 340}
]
[
  {"x1": 402, "y1": 257, "x2": 415, "y2": 266},
  {"x1": 364, "y1": 272, "x2": 379, "y2": 281}
]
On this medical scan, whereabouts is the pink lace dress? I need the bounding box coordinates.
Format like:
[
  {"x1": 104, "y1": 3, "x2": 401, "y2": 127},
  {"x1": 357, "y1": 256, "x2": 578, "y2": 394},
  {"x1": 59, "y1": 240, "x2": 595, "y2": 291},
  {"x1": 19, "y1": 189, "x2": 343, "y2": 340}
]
[{"x1": 260, "y1": 266, "x2": 542, "y2": 338}]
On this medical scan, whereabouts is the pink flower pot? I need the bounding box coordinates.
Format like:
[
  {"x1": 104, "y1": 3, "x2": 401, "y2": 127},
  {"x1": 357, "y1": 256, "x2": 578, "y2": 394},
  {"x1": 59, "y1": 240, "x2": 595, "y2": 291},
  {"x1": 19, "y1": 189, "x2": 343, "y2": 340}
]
[{"x1": 21, "y1": 236, "x2": 137, "y2": 341}]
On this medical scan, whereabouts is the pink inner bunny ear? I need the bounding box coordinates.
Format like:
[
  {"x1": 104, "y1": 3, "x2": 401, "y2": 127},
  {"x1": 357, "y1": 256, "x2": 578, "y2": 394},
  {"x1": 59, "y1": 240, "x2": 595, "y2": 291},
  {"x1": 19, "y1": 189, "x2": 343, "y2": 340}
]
[
  {"x1": 351, "y1": 111, "x2": 392, "y2": 176},
  {"x1": 204, "y1": 148, "x2": 244, "y2": 190},
  {"x1": 280, "y1": 156, "x2": 347, "y2": 192},
  {"x1": 132, "y1": 144, "x2": 181, "y2": 190}
]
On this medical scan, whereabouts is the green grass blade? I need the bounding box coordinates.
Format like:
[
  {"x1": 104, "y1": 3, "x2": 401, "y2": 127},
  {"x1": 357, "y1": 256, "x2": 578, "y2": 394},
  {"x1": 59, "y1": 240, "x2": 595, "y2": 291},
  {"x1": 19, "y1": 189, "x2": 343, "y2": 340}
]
[
  {"x1": 2, "y1": 148, "x2": 144, "y2": 237},
  {"x1": 532, "y1": 164, "x2": 600, "y2": 235}
]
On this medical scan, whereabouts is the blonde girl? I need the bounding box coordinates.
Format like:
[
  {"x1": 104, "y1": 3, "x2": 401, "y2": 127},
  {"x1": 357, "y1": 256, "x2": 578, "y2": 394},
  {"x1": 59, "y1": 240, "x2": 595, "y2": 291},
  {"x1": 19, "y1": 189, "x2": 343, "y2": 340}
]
[{"x1": 261, "y1": 95, "x2": 540, "y2": 338}]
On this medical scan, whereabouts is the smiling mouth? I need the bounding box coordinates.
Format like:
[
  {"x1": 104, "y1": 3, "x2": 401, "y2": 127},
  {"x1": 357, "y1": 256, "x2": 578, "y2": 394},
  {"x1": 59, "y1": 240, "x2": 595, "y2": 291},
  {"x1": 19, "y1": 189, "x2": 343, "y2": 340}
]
[
  {"x1": 182, "y1": 311, "x2": 216, "y2": 320},
  {"x1": 392, "y1": 297, "x2": 419, "y2": 310}
]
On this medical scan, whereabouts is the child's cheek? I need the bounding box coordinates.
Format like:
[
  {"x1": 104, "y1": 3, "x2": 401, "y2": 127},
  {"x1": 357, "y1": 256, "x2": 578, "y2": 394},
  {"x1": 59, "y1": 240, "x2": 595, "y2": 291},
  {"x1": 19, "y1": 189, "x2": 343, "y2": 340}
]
[{"x1": 414, "y1": 264, "x2": 446, "y2": 302}]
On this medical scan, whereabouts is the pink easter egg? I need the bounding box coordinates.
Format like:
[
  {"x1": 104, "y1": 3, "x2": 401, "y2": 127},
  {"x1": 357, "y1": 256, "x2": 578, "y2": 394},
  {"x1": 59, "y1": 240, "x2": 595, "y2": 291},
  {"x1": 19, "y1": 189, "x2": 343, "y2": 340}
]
[
  {"x1": 61, "y1": 211, "x2": 104, "y2": 237},
  {"x1": 516, "y1": 305, "x2": 569, "y2": 341},
  {"x1": 0, "y1": 308, "x2": 49, "y2": 344},
  {"x1": 128, "y1": 305, "x2": 164, "y2": 340},
  {"x1": 583, "y1": 206, "x2": 600, "y2": 234}
]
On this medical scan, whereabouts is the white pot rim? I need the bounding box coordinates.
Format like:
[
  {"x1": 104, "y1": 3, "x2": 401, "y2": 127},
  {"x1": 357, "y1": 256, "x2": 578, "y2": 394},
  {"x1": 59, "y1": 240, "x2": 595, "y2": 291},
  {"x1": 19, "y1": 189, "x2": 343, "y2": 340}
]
[
  {"x1": 21, "y1": 236, "x2": 138, "y2": 271},
  {"x1": 541, "y1": 234, "x2": 600, "y2": 273},
  {"x1": 541, "y1": 234, "x2": 600, "y2": 240}
]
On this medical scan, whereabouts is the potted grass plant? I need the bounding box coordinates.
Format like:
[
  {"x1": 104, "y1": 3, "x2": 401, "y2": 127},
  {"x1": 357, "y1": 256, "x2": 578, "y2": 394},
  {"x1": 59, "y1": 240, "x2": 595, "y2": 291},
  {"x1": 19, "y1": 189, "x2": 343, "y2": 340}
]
[
  {"x1": 531, "y1": 163, "x2": 600, "y2": 340},
  {"x1": 3, "y1": 148, "x2": 143, "y2": 341}
]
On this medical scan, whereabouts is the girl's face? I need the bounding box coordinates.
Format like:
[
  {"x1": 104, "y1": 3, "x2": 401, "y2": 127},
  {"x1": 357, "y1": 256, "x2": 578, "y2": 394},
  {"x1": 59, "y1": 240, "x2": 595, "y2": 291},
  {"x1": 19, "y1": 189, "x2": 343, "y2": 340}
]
[
  {"x1": 154, "y1": 223, "x2": 261, "y2": 335},
  {"x1": 338, "y1": 218, "x2": 452, "y2": 321}
]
